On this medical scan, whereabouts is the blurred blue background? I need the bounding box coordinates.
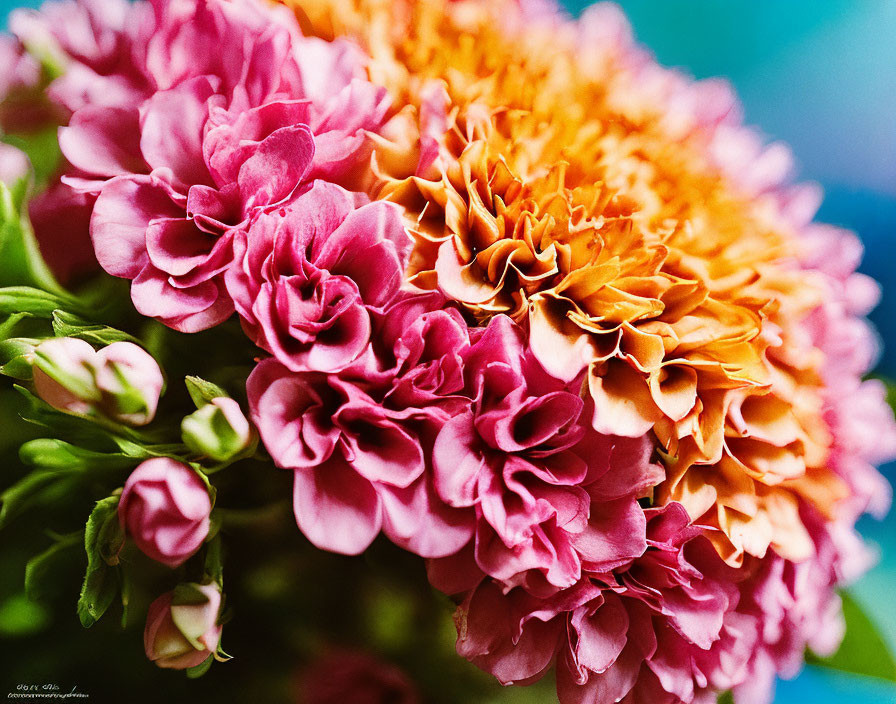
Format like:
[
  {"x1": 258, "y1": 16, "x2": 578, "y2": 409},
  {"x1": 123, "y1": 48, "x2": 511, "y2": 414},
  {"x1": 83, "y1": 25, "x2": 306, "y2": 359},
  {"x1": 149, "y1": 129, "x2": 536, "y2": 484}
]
[{"x1": 2, "y1": 0, "x2": 894, "y2": 702}]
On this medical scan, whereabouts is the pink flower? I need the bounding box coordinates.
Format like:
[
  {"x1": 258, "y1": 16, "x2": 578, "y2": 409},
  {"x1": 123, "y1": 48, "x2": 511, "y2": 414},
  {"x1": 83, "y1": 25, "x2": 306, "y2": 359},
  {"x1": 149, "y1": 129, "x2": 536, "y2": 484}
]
[
  {"x1": 52, "y1": 0, "x2": 390, "y2": 332},
  {"x1": 428, "y1": 315, "x2": 660, "y2": 594},
  {"x1": 144, "y1": 582, "x2": 222, "y2": 669},
  {"x1": 119, "y1": 458, "x2": 212, "y2": 567},
  {"x1": 246, "y1": 356, "x2": 472, "y2": 558},
  {"x1": 8, "y1": 0, "x2": 151, "y2": 113},
  {"x1": 455, "y1": 504, "x2": 751, "y2": 704},
  {"x1": 730, "y1": 507, "x2": 873, "y2": 704},
  {"x1": 226, "y1": 181, "x2": 410, "y2": 373},
  {"x1": 297, "y1": 649, "x2": 421, "y2": 704},
  {"x1": 32, "y1": 338, "x2": 164, "y2": 425}
]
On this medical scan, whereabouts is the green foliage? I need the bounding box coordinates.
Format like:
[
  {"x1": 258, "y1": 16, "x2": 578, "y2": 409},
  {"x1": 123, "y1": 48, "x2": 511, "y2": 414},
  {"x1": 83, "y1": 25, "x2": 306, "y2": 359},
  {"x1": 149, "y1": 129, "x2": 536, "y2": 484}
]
[
  {"x1": 0, "y1": 470, "x2": 78, "y2": 529},
  {"x1": 807, "y1": 590, "x2": 896, "y2": 682},
  {"x1": 77, "y1": 496, "x2": 123, "y2": 628},
  {"x1": 0, "y1": 286, "x2": 74, "y2": 318},
  {"x1": 0, "y1": 181, "x2": 66, "y2": 296},
  {"x1": 24, "y1": 532, "x2": 81, "y2": 602},
  {"x1": 20, "y1": 438, "x2": 137, "y2": 472}
]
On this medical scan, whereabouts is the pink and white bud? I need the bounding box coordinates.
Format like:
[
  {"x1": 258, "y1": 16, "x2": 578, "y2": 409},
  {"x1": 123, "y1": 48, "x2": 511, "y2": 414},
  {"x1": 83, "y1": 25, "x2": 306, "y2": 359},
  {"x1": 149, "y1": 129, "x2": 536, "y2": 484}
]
[
  {"x1": 31, "y1": 338, "x2": 163, "y2": 426},
  {"x1": 93, "y1": 342, "x2": 164, "y2": 426},
  {"x1": 32, "y1": 337, "x2": 101, "y2": 415},
  {"x1": 144, "y1": 583, "x2": 222, "y2": 670}
]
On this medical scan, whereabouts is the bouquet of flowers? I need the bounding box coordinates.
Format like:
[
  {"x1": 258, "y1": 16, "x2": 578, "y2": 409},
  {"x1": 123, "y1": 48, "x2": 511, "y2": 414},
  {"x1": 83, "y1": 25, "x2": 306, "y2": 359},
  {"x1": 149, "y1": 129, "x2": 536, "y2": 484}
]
[{"x1": 1, "y1": 0, "x2": 894, "y2": 702}]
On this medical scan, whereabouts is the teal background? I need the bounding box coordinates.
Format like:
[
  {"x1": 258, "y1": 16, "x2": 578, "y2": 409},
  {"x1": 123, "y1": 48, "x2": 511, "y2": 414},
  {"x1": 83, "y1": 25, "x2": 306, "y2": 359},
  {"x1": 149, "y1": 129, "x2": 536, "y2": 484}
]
[{"x1": 2, "y1": 1, "x2": 895, "y2": 702}]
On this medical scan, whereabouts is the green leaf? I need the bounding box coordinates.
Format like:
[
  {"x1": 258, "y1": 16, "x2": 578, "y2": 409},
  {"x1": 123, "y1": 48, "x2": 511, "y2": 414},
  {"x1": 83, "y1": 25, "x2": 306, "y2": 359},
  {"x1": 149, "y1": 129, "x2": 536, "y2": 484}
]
[
  {"x1": 0, "y1": 288, "x2": 66, "y2": 317},
  {"x1": 19, "y1": 439, "x2": 136, "y2": 472},
  {"x1": 0, "y1": 469, "x2": 76, "y2": 529},
  {"x1": 0, "y1": 181, "x2": 66, "y2": 295},
  {"x1": 24, "y1": 533, "x2": 81, "y2": 602},
  {"x1": 0, "y1": 312, "x2": 34, "y2": 340},
  {"x1": 807, "y1": 590, "x2": 896, "y2": 682},
  {"x1": 717, "y1": 692, "x2": 735, "y2": 704},
  {"x1": 51, "y1": 310, "x2": 141, "y2": 346},
  {"x1": 13, "y1": 384, "x2": 143, "y2": 447},
  {"x1": 186, "y1": 654, "x2": 214, "y2": 679},
  {"x1": 185, "y1": 376, "x2": 229, "y2": 408},
  {"x1": 76, "y1": 496, "x2": 122, "y2": 628}
]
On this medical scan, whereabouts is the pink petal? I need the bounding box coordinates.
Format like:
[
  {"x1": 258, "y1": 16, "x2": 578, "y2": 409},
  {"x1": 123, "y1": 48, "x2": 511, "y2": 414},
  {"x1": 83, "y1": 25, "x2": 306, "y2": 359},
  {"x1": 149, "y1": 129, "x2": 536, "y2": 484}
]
[{"x1": 292, "y1": 456, "x2": 382, "y2": 555}]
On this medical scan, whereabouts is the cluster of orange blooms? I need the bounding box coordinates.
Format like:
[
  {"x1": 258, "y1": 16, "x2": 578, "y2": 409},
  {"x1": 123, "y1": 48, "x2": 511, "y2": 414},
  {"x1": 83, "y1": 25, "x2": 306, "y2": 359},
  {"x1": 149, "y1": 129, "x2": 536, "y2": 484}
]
[{"x1": 282, "y1": 0, "x2": 887, "y2": 570}]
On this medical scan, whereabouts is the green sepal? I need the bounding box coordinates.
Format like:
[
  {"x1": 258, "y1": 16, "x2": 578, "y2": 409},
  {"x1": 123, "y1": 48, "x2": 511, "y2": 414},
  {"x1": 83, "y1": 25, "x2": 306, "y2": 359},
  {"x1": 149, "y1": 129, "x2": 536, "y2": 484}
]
[
  {"x1": 0, "y1": 336, "x2": 39, "y2": 380},
  {"x1": 185, "y1": 376, "x2": 229, "y2": 408},
  {"x1": 185, "y1": 654, "x2": 214, "y2": 679},
  {"x1": 104, "y1": 360, "x2": 153, "y2": 418},
  {"x1": 76, "y1": 496, "x2": 122, "y2": 628},
  {"x1": 171, "y1": 583, "x2": 212, "y2": 608}
]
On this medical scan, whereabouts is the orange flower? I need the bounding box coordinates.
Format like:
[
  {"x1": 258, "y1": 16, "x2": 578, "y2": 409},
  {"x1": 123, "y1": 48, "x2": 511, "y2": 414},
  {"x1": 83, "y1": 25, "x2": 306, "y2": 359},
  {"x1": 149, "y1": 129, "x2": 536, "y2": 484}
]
[{"x1": 281, "y1": 0, "x2": 867, "y2": 564}]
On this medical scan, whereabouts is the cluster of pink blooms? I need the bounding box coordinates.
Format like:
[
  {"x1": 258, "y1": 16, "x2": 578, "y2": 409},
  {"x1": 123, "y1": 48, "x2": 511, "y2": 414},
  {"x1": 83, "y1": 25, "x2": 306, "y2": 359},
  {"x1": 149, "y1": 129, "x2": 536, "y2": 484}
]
[{"x1": 2, "y1": 0, "x2": 894, "y2": 702}]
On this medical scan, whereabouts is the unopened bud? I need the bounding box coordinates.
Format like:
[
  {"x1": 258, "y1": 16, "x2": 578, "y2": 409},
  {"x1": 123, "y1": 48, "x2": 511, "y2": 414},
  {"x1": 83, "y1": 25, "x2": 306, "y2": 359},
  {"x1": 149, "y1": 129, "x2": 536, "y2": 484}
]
[{"x1": 182, "y1": 397, "x2": 254, "y2": 462}]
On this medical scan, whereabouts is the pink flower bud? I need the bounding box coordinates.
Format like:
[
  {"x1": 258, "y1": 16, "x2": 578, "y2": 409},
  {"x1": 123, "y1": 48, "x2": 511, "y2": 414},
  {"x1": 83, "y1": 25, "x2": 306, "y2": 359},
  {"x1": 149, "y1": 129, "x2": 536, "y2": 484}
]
[
  {"x1": 144, "y1": 583, "x2": 222, "y2": 670},
  {"x1": 119, "y1": 458, "x2": 212, "y2": 567},
  {"x1": 93, "y1": 342, "x2": 165, "y2": 425},
  {"x1": 32, "y1": 337, "x2": 101, "y2": 415},
  {"x1": 31, "y1": 338, "x2": 164, "y2": 426}
]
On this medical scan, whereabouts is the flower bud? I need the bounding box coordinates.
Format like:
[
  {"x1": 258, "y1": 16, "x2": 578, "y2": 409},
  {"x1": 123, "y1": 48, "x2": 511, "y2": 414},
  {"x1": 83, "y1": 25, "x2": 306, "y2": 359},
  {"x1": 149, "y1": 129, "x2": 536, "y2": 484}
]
[
  {"x1": 144, "y1": 583, "x2": 222, "y2": 670},
  {"x1": 32, "y1": 337, "x2": 102, "y2": 415},
  {"x1": 182, "y1": 397, "x2": 254, "y2": 462},
  {"x1": 119, "y1": 458, "x2": 212, "y2": 567},
  {"x1": 31, "y1": 338, "x2": 164, "y2": 426},
  {"x1": 93, "y1": 342, "x2": 164, "y2": 426}
]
